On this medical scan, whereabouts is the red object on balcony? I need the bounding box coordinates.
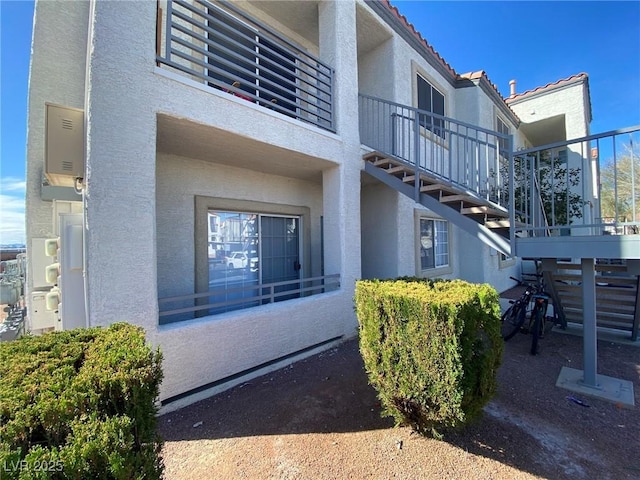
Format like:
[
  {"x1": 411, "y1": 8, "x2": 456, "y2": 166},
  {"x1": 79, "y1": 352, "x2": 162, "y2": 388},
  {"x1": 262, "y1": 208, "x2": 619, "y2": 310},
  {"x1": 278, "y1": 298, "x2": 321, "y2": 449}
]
[{"x1": 225, "y1": 81, "x2": 252, "y2": 102}]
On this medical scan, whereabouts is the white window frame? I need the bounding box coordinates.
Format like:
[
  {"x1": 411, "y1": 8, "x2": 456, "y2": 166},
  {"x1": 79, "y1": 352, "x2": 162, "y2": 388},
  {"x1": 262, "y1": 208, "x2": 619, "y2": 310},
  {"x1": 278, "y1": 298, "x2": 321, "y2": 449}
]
[
  {"x1": 416, "y1": 72, "x2": 446, "y2": 140},
  {"x1": 498, "y1": 251, "x2": 516, "y2": 269},
  {"x1": 496, "y1": 116, "x2": 510, "y2": 154},
  {"x1": 415, "y1": 211, "x2": 452, "y2": 277}
]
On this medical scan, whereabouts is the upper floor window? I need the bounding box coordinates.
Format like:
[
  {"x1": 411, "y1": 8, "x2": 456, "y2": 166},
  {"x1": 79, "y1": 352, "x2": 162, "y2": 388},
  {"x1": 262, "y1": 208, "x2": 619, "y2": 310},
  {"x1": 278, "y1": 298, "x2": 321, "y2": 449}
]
[
  {"x1": 417, "y1": 74, "x2": 445, "y2": 138},
  {"x1": 557, "y1": 149, "x2": 568, "y2": 164},
  {"x1": 497, "y1": 116, "x2": 510, "y2": 154}
]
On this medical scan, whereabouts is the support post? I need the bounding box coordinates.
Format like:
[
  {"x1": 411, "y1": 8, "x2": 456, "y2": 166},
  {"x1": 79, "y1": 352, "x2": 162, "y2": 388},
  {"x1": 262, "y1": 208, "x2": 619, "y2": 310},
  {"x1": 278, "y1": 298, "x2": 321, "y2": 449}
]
[
  {"x1": 414, "y1": 112, "x2": 421, "y2": 203},
  {"x1": 581, "y1": 257, "x2": 598, "y2": 387}
]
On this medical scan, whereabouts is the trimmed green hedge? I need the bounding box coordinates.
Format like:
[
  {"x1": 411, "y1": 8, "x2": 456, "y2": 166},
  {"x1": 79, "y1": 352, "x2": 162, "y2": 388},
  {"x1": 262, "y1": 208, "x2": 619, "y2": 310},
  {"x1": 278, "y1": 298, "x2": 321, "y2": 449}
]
[
  {"x1": 0, "y1": 323, "x2": 163, "y2": 479},
  {"x1": 355, "y1": 278, "x2": 503, "y2": 437}
]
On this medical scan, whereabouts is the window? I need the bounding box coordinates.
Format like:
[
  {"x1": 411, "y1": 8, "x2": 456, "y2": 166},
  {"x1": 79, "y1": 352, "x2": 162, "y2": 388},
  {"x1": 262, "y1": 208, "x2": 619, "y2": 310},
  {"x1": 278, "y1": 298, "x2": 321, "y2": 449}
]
[
  {"x1": 206, "y1": 6, "x2": 296, "y2": 113},
  {"x1": 207, "y1": 210, "x2": 301, "y2": 314},
  {"x1": 417, "y1": 74, "x2": 445, "y2": 138},
  {"x1": 497, "y1": 116, "x2": 510, "y2": 154},
  {"x1": 419, "y1": 218, "x2": 449, "y2": 270},
  {"x1": 499, "y1": 252, "x2": 515, "y2": 268},
  {"x1": 557, "y1": 149, "x2": 568, "y2": 164}
]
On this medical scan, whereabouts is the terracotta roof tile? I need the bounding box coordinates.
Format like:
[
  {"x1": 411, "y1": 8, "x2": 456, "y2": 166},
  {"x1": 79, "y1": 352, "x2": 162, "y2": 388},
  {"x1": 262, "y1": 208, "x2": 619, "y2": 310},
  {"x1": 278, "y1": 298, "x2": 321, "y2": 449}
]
[
  {"x1": 380, "y1": 2, "x2": 590, "y2": 123},
  {"x1": 381, "y1": 3, "x2": 515, "y2": 115},
  {"x1": 457, "y1": 69, "x2": 505, "y2": 99},
  {"x1": 506, "y1": 73, "x2": 589, "y2": 101},
  {"x1": 381, "y1": 0, "x2": 457, "y2": 78},
  {"x1": 458, "y1": 70, "x2": 485, "y2": 81}
]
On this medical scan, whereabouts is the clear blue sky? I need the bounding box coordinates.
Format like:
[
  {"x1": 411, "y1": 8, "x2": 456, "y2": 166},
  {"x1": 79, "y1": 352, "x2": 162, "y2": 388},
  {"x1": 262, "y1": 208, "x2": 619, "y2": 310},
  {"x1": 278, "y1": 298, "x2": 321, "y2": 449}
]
[{"x1": 1, "y1": 1, "x2": 639, "y2": 245}]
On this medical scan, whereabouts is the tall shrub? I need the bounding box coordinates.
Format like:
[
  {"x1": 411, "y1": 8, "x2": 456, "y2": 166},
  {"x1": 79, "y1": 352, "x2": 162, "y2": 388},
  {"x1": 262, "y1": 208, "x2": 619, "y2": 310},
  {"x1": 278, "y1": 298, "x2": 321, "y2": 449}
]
[
  {"x1": 0, "y1": 323, "x2": 163, "y2": 479},
  {"x1": 355, "y1": 278, "x2": 503, "y2": 437}
]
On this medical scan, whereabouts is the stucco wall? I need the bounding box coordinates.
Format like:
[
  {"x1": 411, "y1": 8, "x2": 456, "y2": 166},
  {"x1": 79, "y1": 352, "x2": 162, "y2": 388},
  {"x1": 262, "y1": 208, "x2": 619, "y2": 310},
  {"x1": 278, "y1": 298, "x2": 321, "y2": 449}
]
[
  {"x1": 156, "y1": 153, "x2": 324, "y2": 299},
  {"x1": 23, "y1": 0, "x2": 363, "y2": 407},
  {"x1": 360, "y1": 182, "x2": 399, "y2": 279},
  {"x1": 29, "y1": 0, "x2": 577, "y2": 408},
  {"x1": 509, "y1": 82, "x2": 589, "y2": 140},
  {"x1": 357, "y1": 15, "x2": 519, "y2": 290},
  {"x1": 454, "y1": 86, "x2": 479, "y2": 126},
  {"x1": 358, "y1": 40, "x2": 395, "y2": 100},
  {"x1": 510, "y1": 82, "x2": 594, "y2": 231},
  {"x1": 25, "y1": 0, "x2": 90, "y2": 324}
]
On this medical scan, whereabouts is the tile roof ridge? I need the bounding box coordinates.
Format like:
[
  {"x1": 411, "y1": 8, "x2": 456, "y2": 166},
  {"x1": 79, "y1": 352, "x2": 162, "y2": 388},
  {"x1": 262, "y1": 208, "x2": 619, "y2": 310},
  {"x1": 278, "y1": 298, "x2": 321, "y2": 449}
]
[
  {"x1": 506, "y1": 72, "x2": 589, "y2": 101},
  {"x1": 457, "y1": 70, "x2": 519, "y2": 119},
  {"x1": 382, "y1": 0, "x2": 458, "y2": 78},
  {"x1": 458, "y1": 70, "x2": 485, "y2": 80},
  {"x1": 381, "y1": 2, "x2": 519, "y2": 121}
]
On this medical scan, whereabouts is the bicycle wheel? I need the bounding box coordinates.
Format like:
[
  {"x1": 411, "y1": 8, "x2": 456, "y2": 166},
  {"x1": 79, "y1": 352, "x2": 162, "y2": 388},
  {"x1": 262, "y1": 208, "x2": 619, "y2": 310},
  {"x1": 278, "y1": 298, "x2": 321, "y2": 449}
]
[
  {"x1": 530, "y1": 306, "x2": 543, "y2": 355},
  {"x1": 501, "y1": 303, "x2": 525, "y2": 340}
]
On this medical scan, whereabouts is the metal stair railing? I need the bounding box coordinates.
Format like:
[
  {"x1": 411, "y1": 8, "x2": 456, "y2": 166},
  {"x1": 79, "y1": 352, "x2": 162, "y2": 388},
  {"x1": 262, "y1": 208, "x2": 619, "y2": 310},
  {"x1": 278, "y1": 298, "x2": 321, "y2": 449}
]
[
  {"x1": 358, "y1": 94, "x2": 512, "y2": 211},
  {"x1": 512, "y1": 125, "x2": 640, "y2": 239}
]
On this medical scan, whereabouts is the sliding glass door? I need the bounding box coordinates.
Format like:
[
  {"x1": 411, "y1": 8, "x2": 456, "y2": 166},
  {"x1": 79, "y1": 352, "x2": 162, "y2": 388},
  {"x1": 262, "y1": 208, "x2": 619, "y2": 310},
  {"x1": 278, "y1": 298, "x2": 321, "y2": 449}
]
[{"x1": 208, "y1": 210, "x2": 301, "y2": 313}]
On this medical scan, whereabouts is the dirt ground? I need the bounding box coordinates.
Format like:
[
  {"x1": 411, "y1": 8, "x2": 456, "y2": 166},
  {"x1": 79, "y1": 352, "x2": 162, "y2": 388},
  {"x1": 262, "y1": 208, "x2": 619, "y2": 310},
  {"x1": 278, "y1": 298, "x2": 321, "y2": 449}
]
[{"x1": 158, "y1": 327, "x2": 640, "y2": 480}]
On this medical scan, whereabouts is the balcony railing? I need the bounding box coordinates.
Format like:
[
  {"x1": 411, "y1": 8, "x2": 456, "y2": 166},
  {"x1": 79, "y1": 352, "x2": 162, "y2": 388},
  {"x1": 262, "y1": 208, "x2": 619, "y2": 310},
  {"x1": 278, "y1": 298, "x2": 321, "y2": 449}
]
[
  {"x1": 157, "y1": 0, "x2": 334, "y2": 131},
  {"x1": 359, "y1": 94, "x2": 511, "y2": 210},
  {"x1": 512, "y1": 125, "x2": 640, "y2": 238},
  {"x1": 158, "y1": 273, "x2": 340, "y2": 324}
]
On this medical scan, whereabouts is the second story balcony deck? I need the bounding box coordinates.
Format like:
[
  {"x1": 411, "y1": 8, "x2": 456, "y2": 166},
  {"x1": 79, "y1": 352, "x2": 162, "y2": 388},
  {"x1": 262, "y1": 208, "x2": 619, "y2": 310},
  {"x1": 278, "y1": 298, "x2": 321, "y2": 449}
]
[
  {"x1": 156, "y1": 0, "x2": 334, "y2": 132},
  {"x1": 511, "y1": 126, "x2": 640, "y2": 259}
]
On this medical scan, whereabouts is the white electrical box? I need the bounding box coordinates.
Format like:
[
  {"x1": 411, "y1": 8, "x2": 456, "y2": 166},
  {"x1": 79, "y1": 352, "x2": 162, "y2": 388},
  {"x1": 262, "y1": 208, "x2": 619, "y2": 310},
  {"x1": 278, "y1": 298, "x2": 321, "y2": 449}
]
[
  {"x1": 45, "y1": 238, "x2": 59, "y2": 257},
  {"x1": 31, "y1": 238, "x2": 56, "y2": 289},
  {"x1": 45, "y1": 104, "x2": 84, "y2": 187},
  {"x1": 46, "y1": 287, "x2": 60, "y2": 311},
  {"x1": 45, "y1": 263, "x2": 60, "y2": 284},
  {"x1": 30, "y1": 292, "x2": 57, "y2": 330}
]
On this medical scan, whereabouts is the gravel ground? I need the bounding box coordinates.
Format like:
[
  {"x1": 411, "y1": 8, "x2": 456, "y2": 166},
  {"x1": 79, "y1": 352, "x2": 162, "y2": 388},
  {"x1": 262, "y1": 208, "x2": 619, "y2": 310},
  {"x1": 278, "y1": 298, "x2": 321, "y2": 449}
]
[{"x1": 158, "y1": 326, "x2": 639, "y2": 480}]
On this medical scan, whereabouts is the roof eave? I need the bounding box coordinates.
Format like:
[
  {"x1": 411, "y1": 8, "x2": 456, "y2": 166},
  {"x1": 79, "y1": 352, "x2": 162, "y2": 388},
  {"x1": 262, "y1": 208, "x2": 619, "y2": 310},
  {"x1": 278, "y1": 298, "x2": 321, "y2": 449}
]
[
  {"x1": 457, "y1": 74, "x2": 521, "y2": 127},
  {"x1": 366, "y1": 0, "x2": 458, "y2": 86},
  {"x1": 507, "y1": 74, "x2": 592, "y2": 124}
]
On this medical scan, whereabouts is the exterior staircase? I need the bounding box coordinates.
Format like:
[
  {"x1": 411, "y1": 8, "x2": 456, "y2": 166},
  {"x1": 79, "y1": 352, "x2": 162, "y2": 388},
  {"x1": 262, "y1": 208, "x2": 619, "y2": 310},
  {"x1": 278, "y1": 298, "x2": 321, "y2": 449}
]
[
  {"x1": 359, "y1": 94, "x2": 514, "y2": 256},
  {"x1": 363, "y1": 151, "x2": 510, "y2": 248},
  {"x1": 544, "y1": 261, "x2": 640, "y2": 341},
  {"x1": 359, "y1": 93, "x2": 640, "y2": 340}
]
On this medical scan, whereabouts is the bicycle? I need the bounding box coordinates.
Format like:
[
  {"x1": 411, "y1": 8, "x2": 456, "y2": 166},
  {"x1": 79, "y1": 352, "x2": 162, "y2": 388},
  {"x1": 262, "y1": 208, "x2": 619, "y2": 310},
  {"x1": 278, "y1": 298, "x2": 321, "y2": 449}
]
[{"x1": 501, "y1": 274, "x2": 564, "y2": 355}]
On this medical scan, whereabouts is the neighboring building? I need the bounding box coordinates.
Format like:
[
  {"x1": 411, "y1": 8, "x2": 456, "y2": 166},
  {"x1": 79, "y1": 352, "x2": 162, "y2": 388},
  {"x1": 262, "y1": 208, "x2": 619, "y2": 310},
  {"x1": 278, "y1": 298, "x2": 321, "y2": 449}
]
[{"x1": 24, "y1": 0, "x2": 639, "y2": 411}]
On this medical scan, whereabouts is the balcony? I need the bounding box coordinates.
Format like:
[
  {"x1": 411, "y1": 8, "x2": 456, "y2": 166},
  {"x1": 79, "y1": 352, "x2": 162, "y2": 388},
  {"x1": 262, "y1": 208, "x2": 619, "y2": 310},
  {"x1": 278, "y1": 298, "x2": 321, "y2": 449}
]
[
  {"x1": 158, "y1": 274, "x2": 340, "y2": 324},
  {"x1": 359, "y1": 95, "x2": 640, "y2": 260},
  {"x1": 512, "y1": 126, "x2": 640, "y2": 259},
  {"x1": 156, "y1": 0, "x2": 334, "y2": 131}
]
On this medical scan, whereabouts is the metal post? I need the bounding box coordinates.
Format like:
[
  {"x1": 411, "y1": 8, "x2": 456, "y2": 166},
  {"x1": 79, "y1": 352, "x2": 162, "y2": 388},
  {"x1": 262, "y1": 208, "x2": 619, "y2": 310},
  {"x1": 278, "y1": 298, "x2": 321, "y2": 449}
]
[
  {"x1": 164, "y1": 0, "x2": 173, "y2": 61},
  {"x1": 508, "y1": 135, "x2": 515, "y2": 253},
  {"x1": 414, "y1": 111, "x2": 421, "y2": 202},
  {"x1": 613, "y1": 137, "x2": 618, "y2": 225},
  {"x1": 631, "y1": 134, "x2": 636, "y2": 225},
  {"x1": 581, "y1": 257, "x2": 599, "y2": 388}
]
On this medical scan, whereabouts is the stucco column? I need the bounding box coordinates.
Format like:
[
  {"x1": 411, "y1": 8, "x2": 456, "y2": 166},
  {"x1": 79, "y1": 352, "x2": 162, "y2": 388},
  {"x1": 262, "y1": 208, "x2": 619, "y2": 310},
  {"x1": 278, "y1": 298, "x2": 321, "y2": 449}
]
[
  {"x1": 319, "y1": 0, "x2": 361, "y2": 332},
  {"x1": 319, "y1": 0, "x2": 360, "y2": 144},
  {"x1": 84, "y1": 1, "x2": 158, "y2": 331}
]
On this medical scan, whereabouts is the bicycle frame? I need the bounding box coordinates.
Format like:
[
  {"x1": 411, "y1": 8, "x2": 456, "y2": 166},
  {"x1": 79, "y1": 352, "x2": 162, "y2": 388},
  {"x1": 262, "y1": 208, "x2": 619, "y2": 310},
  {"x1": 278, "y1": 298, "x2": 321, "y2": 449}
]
[{"x1": 501, "y1": 274, "x2": 559, "y2": 355}]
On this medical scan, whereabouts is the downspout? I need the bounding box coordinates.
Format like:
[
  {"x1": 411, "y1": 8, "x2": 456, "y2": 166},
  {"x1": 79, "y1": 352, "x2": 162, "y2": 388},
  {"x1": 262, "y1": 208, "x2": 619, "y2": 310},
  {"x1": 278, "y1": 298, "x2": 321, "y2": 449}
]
[{"x1": 81, "y1": 0, "x2": 96, "y2": 327}]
